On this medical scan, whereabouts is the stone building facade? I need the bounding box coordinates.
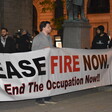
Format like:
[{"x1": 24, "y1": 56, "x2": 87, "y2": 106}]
[
  {"x1": 0, "y1": 0, "x2": 33, "y2": 35},
  {"x1": 33, "y1": 0, "x2": 112, "y2": 47},
  {"x1": 0, "y1": 0, "x2": 112, "y2": 47}
]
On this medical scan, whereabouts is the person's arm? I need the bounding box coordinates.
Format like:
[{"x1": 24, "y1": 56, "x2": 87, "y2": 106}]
[{"x1": 31, "y1": 36, "x2": 40, "y2": 51}]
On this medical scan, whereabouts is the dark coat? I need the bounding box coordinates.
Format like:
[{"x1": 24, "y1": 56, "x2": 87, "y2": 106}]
[
  {"x1": 0, "y1": 36, "x2": 16, "y2": 53},
  {"x1": 91, "y1": 33, "x2": 109, "y2": 49},
  {"x1": 18, "y1": 34, "x2": 30, "y2": 52}
]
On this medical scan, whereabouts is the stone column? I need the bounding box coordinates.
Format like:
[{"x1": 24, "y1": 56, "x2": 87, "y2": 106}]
[
  {"x1": 63, "y1": 21, "x2": 91, "y2": 49},
  {"x1": 0, "y1": 0, "x2": 33, "y2": 35}
]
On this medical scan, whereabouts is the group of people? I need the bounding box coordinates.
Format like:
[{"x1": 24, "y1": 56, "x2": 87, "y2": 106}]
[
  {"x1": 0, "y1": 24, "x2": 111, "y2": 54},
  {"x1": 0, "y1": 21, "x2": 55, "y2": 105},
  {"x1": 0, "y1": 28, "x2": 32, "y2": 53},
  {"x1": 0, "y1": 21, "x2": 54, "y2": 54},
  {"x1": 0, "y1": 21, "x2": 112, "y2": 105}
]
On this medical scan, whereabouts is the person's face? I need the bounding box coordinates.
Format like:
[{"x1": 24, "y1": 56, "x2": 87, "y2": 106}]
[
  {"x1": 22, "y1": 31, "x2": 27, "y2": 35},
  {"x1": 1, "y1": 29, "x2": 8, "y2": 37},
  {"x1": 96, "y1": 29, "x2": 101, "y2": 34},
  {"x1": 43, "y1": 24, "x2": 52, "y2": 34}
]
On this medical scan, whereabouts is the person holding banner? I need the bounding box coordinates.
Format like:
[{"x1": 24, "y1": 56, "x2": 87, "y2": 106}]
[
  {"x1": 32, "y1": 21, "x2": 53, "y2": 50},
  {"x1": 0, "y1": 28, "x2": 16, "y2": 53},
  {"x1": 32, "y1": 21, "x2": 56, "y2": 105},
  {"x1": 91, "y1": 25, "x2": 110, "y2": 49}
]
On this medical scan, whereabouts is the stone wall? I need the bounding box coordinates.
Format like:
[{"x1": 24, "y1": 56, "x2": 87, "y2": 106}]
[{"x1": 0, "y1": 0, "x2": 33, "y2": 35}]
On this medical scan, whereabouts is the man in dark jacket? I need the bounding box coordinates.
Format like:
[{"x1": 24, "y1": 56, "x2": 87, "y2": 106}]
[
  {"x1": 0, "y1": 28, "x2": 16, "y2": 53},
  {"x1": 91, "y1": 25, "x2": 110, "y2": 49}
]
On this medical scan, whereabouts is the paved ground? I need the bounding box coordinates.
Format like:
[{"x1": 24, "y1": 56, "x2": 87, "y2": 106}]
[{"x1": 0, "y1": 86, "x2": 112, "y2": 112}]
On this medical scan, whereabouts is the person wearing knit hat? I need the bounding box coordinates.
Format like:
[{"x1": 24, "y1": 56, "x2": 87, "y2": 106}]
[
  {"x1": 91, "y1": 25, "x2": 110, "y2": 49},
  {"x1": 97, "y1": 25, "x2": 105, "y2": 34}
]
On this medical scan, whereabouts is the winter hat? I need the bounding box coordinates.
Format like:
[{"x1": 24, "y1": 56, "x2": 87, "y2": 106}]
[{"x1": 97, "y1": 25, "x2": 104, "y2": 32}]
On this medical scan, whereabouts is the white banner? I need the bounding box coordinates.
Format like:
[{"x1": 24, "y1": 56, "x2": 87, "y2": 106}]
[{"x1": 0, "y1": 48, "x2": 112, "y2": 101}]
